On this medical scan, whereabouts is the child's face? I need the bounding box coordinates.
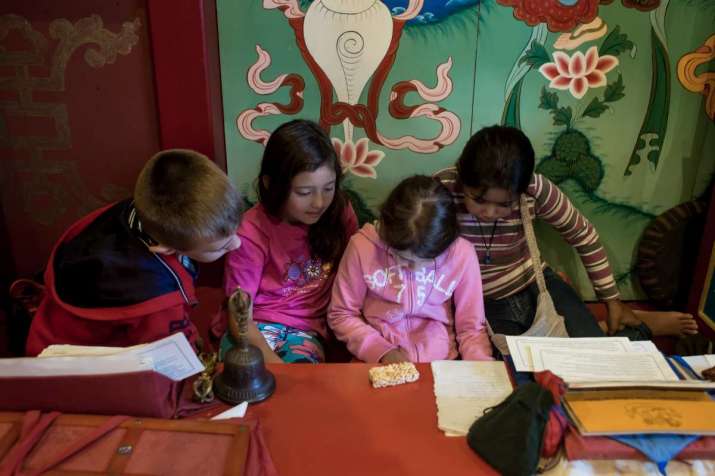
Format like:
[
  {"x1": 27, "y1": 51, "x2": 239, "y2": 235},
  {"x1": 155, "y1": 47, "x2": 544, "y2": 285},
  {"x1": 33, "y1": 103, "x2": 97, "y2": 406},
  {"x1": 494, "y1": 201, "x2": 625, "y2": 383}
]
[
  {"x1": 179, "y1": 233, "x2": 241, "y2": 263},
  {"x1": 282, "y1": 164, "x2": 336, "y2": 225},
  {"x1": 462, "y1": 186, "x2": 516, "y2": 221}
]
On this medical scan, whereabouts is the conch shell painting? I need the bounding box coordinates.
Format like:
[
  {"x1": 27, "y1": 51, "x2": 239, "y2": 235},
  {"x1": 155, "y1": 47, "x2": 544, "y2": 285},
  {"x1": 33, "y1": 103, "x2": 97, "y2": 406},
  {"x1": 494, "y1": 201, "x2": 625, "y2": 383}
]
[{"x1": 237, "y1": 0, "x2": 460, "y2": 178}]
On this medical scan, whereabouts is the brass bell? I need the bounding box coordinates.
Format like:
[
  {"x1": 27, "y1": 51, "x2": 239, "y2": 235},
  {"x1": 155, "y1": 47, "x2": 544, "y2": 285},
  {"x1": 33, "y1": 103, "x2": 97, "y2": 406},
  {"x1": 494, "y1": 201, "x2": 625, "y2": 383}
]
[{"x1": 214, "y1": 288, "x2": 276, "y2": 404}]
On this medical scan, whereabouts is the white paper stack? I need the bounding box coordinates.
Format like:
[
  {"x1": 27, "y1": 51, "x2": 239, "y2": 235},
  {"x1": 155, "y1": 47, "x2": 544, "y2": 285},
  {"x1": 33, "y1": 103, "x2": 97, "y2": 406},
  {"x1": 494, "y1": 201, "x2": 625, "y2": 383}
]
[
  {"x1": 27, "y1": 332, "x2": 205, "y2": 381},
  {"x1": 431, "y1": 360, "x2": 513, "y2": 437},
  {"x1": 504, "y1": 336, "x2": 683, "y2": 385}
]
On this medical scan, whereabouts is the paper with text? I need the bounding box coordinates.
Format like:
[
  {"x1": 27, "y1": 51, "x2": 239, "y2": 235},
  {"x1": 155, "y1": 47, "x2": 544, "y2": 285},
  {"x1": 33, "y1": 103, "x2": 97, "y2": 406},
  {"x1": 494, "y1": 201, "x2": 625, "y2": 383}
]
[
  {"x1": 131, "y1": 333, "x2": 204, "y2": 381},
  {"x1": 506, "y1": 336, "x2": 633, "y2": 372},
  {"x1": 34, "y1": 333, "x2": 203, "y2": 381},
  {"x1": 0, "y1": 353, "x2": 152, "y2": 377},
  {"x1": 534, "y1": 349, "x2": 678, "y2": 383},
  {"x1": 38, "y1": 342, "x2": 148, "y2": 357},
  {"x1": 431, "y1": 360, "x2": 513, "y2": 436}
]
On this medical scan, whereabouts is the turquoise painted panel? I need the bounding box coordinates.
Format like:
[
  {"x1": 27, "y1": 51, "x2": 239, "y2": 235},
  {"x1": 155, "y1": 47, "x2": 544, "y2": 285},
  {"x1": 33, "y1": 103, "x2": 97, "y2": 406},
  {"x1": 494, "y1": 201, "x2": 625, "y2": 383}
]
[{"x1": 218, "y1": 0, "x2": 715, "y2": 300}]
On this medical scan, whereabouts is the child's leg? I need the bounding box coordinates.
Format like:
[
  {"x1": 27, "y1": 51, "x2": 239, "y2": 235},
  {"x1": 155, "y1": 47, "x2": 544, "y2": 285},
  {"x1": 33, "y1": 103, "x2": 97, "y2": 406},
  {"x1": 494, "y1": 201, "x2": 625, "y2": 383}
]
[
  {"x1": 543, "y1": 269, "x2": 605, "y2": 337},
  {"x1": 220, "y1": 322, "x2": 324, "y2": 363},
  {"x1": 484, "y1": 287, "x2": 536, "y2": 336},
  {"x1": 272, "y1": 327, "x2": 325, "y2": 363}
]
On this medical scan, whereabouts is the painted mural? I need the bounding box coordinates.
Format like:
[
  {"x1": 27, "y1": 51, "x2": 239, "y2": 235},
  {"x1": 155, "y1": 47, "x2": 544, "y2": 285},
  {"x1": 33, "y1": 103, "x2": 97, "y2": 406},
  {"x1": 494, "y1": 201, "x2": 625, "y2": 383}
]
[{"x1": 218, "y1": 0, "x2": 715, "y2": 300}]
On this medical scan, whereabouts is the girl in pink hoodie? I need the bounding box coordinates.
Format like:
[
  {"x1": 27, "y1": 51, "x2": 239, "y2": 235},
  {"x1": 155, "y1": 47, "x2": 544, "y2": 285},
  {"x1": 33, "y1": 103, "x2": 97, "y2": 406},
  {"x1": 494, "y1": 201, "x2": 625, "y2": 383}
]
[
  {"x1": 328, "y1": 175, "x2": 493, "y2": 363},
  {"x1": 219, "y1": 120, "x2": 358, "y2": 363}
]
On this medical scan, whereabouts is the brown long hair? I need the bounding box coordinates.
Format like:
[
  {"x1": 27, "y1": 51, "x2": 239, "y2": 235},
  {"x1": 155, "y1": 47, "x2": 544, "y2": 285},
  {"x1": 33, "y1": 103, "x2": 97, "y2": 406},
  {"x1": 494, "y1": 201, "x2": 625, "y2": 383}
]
[{"x1": 258, "y1": 119, "x2": 348, "y2": 264}]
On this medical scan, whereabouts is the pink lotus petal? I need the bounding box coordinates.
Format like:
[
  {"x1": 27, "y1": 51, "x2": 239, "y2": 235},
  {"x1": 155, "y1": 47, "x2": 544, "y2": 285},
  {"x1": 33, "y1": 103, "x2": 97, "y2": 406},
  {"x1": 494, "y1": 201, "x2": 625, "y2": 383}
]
[
  {"x1": 362, "y1": 150, "x2": 385, "y2": 167},
  {"x1": 569, "y1": 51, "x2": 586, "y2": 77},
  {"x1": 341, "y1": 140, "x2": 356, "y2": 166},
  {"x1": 351, "y1": 165, "x2": 377, "y2": 178},
  {"x1": 331, "y1": 137, "x2": 343, "y2": 156},
  {"x1": 539, "y1": 63, "x2": 560, "y2": 81},
  {"x1": 596, "y1": 55, "x2": 619, "y2": 74},
  {"x1": 354, "y1": 138, "x2": 369, "y2": 163},
  {"x1": 553, "y1": 51, "x2": 572, "y2": 77},
  {"x1": 585, "y1": 69, "x2": 607, "y2": 88},
  {"x1": 570, "y1": 77, "x2": 588, "y2": 99},
  {"x1": 584, "y1": 46, "x2": 599, "y2": 74},
  {"x1": 550, "y1": 76, "x2": 572, "y2": 90}
]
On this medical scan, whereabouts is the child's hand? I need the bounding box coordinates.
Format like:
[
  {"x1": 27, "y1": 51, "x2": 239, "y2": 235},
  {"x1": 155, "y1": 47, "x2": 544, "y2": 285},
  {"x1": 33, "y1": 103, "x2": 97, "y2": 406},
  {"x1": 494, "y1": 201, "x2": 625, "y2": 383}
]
[
  {"x1": 247, "y1": 320, "x2": 283, "y2": 364},
  {"x1": 703, "y1": 366, "x2": 715, "y2": 382},
  {"x1": 380, "y1": 348, "x2": 410, "y2": 364},
  {"x1": 605, "y1": 299, "x2": 639, "y2": 335}
]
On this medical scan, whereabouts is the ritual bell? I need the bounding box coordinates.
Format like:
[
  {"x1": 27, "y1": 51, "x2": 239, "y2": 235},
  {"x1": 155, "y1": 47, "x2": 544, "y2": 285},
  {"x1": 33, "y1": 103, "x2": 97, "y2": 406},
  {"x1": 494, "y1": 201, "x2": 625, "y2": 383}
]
[{"x1": 214, "y1": 288, "x2": 275, "y2": 404}]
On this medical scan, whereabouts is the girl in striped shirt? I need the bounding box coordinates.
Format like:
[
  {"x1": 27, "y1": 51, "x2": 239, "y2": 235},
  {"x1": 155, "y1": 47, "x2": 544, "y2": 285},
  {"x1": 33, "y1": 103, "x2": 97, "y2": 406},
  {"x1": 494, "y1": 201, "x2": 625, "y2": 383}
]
[{"x1": 436, "y1": 125, "x2": 698, "y2": 341}]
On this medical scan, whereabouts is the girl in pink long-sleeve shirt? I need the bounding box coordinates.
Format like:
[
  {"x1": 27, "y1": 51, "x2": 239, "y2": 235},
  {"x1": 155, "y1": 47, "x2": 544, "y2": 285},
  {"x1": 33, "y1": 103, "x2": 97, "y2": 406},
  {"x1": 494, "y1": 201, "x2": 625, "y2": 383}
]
[
  {"x1": 328, "y1": 175, "x2": 493, "y2": 363},
  {"x1": 218, "y1": 120, "x2": 357, "y2": 363}
]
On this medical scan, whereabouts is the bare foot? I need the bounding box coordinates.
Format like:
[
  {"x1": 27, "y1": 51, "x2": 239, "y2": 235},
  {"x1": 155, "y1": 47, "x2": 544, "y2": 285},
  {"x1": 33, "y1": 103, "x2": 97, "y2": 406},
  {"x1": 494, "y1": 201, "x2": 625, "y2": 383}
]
[{"x1": 632, "y1": 310, "x2": 699, "y2": 337}]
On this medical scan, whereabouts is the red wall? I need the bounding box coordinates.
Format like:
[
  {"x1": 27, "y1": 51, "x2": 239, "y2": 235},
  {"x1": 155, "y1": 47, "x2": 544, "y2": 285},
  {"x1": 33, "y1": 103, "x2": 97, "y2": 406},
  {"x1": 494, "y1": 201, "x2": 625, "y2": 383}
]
[
  {"x1": 0, "y1": 0, "x2": 225, "y2": 281},
  {"x1": 0, "y1": 0, "x2": 161, "y2": 278}
]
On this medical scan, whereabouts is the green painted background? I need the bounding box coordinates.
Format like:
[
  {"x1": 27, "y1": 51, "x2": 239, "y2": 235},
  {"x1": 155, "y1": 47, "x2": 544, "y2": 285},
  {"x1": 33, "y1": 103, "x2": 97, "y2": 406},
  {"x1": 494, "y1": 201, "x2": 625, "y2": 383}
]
[{"x1": 218, "y1": 0, "x2": 715, "y2": 300}]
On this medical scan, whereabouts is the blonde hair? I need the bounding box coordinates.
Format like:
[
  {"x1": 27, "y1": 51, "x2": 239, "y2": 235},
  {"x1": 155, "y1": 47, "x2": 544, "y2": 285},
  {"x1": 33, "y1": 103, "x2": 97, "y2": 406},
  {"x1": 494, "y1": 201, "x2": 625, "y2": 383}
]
[{"x1": 134, "y1": 149, "x2": 241, "y2": 250}]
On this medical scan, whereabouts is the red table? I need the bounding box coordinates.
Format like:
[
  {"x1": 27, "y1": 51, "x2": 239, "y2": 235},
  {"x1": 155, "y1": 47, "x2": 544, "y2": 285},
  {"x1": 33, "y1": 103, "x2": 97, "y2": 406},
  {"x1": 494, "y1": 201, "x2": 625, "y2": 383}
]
[{"x1": 221, "y1": 363, "x2": 498, "y2": 476}]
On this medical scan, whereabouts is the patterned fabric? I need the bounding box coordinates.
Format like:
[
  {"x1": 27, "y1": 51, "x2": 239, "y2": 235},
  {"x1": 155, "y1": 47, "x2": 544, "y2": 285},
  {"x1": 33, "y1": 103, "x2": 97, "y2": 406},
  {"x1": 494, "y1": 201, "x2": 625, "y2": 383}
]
[
  {"x1": 435, "y1": 168, "x2": 619, "y2": 301},
  {"x1": 221, "y1": 322, "x2": 325, "y2": 364}
]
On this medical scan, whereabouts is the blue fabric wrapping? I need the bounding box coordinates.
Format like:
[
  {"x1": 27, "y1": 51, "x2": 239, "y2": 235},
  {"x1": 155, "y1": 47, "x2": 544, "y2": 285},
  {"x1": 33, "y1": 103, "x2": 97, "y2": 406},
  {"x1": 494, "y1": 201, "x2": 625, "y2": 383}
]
[{"x1": 612, "y1": 434, "x2": 700, "y2": 475}]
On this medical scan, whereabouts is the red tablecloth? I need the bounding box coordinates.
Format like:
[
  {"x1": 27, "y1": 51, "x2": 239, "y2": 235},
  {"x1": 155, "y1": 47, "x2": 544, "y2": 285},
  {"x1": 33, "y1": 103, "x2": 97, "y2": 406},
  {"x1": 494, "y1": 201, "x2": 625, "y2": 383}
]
[{"x1": 204, "y1": 363, "x2": 497, "y2": 476}]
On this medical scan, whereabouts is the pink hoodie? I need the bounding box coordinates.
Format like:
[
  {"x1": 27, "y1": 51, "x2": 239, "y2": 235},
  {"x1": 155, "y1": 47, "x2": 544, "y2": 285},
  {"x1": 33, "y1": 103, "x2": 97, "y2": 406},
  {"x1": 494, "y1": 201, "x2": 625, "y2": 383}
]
[{"x1": 328, "y1": 223, "x2": 492, "y2": 363}]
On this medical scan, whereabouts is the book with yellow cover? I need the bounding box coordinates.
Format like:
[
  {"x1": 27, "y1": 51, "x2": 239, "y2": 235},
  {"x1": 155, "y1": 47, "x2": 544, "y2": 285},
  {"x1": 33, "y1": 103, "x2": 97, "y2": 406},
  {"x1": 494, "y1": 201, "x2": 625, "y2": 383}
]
[{"x1": 564, "y1": 391, "x2": 715, "y2": 436}]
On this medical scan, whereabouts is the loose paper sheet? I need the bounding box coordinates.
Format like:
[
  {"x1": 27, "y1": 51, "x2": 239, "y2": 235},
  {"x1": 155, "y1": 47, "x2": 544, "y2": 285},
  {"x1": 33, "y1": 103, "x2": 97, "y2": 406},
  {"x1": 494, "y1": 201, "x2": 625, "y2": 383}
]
[
  {"x1": 505, "y1": 336, "x2": 633, "y2": 372},
  {"x1": 131, "y1": 333, "x2": 204, "y2": 381},
  {"x1": 431, "y1": 360, "x2": 513, "y2": 437},
  {"x1": 0, "y1": 353, "x2": 152, "y2": 377},
  {"x1": 30, "y1": 333, "x2": 203, "y2": 381},
  {"x1": 533, "y1": 349, "x2": 678, "y2": 383},
  {"x1": 39, "y1": 343, "x2": 147, "y2": 357}
]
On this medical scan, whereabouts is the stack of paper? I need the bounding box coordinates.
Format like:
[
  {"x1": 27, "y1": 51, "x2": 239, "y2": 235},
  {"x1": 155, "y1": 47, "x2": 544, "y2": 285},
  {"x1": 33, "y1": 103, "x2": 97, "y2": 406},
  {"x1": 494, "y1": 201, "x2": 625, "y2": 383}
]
[
  {"x1": 506, "y1": 336, "x2": 657, "y2": 372},
  {"x1": 504, "y1": 336, "x2": 686, "y2": 384},
  {"x1": 431, "y1": 360, "x2": 513, "y2": 437},
  {"x1": 0, "y1": 353, "x2": 152, "y2": 377},
  {"x1": 1, "y1": 333, "x2": 204, "y2": 382}
]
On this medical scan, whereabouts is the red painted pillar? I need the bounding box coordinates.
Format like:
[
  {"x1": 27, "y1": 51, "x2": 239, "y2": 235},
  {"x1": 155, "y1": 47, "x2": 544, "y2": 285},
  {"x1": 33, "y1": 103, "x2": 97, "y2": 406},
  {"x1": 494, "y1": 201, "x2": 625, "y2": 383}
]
[{"x1": 147, "y1": 0, "x2": 226, "y2": 170}]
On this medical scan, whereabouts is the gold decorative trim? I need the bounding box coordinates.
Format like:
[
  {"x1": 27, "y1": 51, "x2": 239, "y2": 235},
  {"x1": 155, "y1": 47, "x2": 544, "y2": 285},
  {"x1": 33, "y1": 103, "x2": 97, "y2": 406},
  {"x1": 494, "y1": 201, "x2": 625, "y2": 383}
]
[{"x1": 0, "y1": 14, "x2": 141, "y2": 225}]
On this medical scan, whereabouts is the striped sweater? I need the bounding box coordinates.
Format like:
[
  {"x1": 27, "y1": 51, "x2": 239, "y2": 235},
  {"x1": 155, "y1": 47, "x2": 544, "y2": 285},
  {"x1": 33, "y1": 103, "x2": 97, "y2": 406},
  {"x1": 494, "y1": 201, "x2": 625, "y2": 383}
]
[{"x1": 435, "y1": 167, "x2": 619, "y2": 301}]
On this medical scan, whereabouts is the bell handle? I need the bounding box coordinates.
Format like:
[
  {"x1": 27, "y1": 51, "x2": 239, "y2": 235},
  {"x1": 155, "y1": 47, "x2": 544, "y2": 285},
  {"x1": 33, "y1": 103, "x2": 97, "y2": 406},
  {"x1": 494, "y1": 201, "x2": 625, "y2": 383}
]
[{"x1": 227, "y1": 287, "x2": 252, "y2": 348}]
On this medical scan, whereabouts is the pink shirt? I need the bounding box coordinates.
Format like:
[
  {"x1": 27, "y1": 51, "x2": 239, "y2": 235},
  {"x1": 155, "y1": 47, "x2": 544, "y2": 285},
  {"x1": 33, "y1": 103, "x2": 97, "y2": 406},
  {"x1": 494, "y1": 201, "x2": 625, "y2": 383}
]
[
  {"x1": 328, "y1": 224, "x2": 493, "y2": 363},
  {"x1": 223, "y1": 203, "x2": 358, "y2": 337}
]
